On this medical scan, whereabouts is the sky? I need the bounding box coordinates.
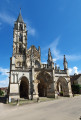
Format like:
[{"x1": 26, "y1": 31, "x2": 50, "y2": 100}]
[{"x1": 0, "y1": 0, "x2": 81, "y2": 87}]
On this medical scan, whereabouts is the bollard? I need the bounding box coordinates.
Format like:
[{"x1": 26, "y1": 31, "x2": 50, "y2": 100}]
[
  {"x1": 80, "y1": 116, "x2": 81, "y2": 120},
  {"x1": 6, "y1": 98, "x2": 8, "y2": 104},
  {"x1": 37, "y1": 97, "x2": 39, "y2": 102},
  {"x1": 17, "y1": 99, "x2": 19, "y2": 106},
  {"x1": 9, "y1": 97, "x2": 11, "y2": 103}
]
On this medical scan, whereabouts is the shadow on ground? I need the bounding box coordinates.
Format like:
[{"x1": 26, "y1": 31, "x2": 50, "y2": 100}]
[{"x1": 0, "y1": 96, "x2": 7, "y2": 104}]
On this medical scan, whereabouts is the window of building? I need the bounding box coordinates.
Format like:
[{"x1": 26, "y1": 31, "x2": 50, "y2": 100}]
[
  {"x1": 19, "y1": 44, "x2": 22, "y2": 54},
  {"x1": 19, "y1": 34, "x2": 23, "y2": 42},
  {"x1": 19, "y1": 24, "x2": 23, "y2": 30}
]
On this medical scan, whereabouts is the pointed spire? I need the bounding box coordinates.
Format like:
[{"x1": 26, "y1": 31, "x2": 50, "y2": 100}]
[
  {"x1": 48, "y1": 48, "x2": 52, "y2": 60},
  {"x1": 64, "y1": 55, "x2": 67, "y2": 63},
  {"x1": 48, "y1": 48, "x2": 54, "y2": 62},
  {"x1": 20, "y1": 8, "x2": 21, "y2": 14},
  {"x1": 17, "y1": 8, "x2": 23, "y2": 23},
  {"x1": 63, "y1": 55, "x2": 68, "y2": 70},
  {"x1": 47, "y1": 48, "x2": 54, "y2": 68},
  {"x1": 55, "y1": 63, "x2": 57, "y2": 70},
  {"x1": 48, "y1": 48, "x2": 51, "y2": 56}
]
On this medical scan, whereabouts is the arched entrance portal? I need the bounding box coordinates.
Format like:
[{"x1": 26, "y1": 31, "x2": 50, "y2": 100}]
[
  {"x1": 37, "y1": 71, "x2": 52, "y2": 97},
  {"x1": 57, "y1": 77, "x2": 69, "y2": 97},
  {"x1": 38, "y1": 80, "x2": 47, "y2": 97},
  {"x1": 20, "y1": 77, "x2": 29, "y2": 99}
]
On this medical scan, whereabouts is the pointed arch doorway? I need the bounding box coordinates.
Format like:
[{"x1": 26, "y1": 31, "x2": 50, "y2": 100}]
[
  {"x1": 20, "y1": 76, "x2": 29, "y2": 99},
  {"x1": 38, "y1": 80, "x2": 47, "y2": 97},
  {"x1": 37, "y1": 71, "x2": 52, "y2": 97},
  {"x1": 57, "y1": 77, "x2": 69, "y2": 97}
]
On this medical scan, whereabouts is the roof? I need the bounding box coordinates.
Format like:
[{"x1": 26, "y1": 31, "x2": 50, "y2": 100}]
[
  {"x1": 17, "y1": 9, "x2": 23, "y2": 23},
  {"x1": 0, "y1": 87, "x2": 8, "y2": 90},
  {"x1": 70, "y1": 74, "x2": 81, "y2": 81}
]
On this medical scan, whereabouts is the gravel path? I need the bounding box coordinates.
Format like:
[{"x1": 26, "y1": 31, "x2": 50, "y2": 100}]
[{"x1": 0, "y1": 96, "x2": 81, "y2": 120}]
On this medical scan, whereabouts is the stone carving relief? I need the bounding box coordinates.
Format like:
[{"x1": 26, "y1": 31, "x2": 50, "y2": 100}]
[{"x1": 17, "y1": 62, "x2": 21, "y2": 67}]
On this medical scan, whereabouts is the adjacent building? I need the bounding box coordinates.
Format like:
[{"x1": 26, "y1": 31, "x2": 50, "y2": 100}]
[
  {"x1": 0, "y1": 87, "x2": 8, "y2": 96},
  {"x1": 70, "y1": 74, "x2": 81, "y2": 94}
]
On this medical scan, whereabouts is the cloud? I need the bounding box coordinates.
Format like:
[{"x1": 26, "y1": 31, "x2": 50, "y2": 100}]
[
  {"x1": 0, "y1": 67, "x2": 9, "y2": 76},
  {"x1": 0, "y1": 78, "x2": 9, "y2": 88},
  {"x1": 49, "y1": 36, "x2": 63, "y2": 60},
  {"x1": 53, "y1": 58, "x2": 57, "y2": 62},
  {"x1": 0, "y1": 67, "x2": 9, "y2": 87},
  {"x1": 27, "y1": 25, "x2": 36, "y2": 36},
  {"x1": 43, "y1": 36, "x2": 81, "y2": 62},
  {"x1": 66, "y1": 55, "x2": 81, "y2": 61},
  {"x1": 68, "y1": 66, "x2": 81, "y2": 75},
  {"x1": 43, "y1": 36, "x2": 63, "y2": 61},
  {"x1": 0, "y1": 13, "x2": 15, "y2": 26},
  {"x1": 42, "y1": 62, "x2": 47, "y2": 64},
  {"x1": 0, "y1": 12, "x2": 36, "y2": 36},
  {"x1": 24, "y1": 20, "x2": 36, "y2": 36}
]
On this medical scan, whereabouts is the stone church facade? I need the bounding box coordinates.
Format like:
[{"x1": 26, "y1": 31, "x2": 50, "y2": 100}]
[{"x1": 8, "y1": 11, "x2": 72, "y2": 101}]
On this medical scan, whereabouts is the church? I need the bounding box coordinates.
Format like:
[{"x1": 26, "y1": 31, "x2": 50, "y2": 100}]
[{"x1": 8, "y1": 10, "x2": 72, "y2": 101}]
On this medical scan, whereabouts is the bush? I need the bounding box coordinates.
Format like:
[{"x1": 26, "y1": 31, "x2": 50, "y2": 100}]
[
  {"x1": 71, "y1": 84, "x2": 81, "y2": 94},
  {"x1": 0, "y1": 89, "x2": 4, "y2": 96},
  {"x1": 60, "y1": 91, "x2": 63, "y2": 96}
]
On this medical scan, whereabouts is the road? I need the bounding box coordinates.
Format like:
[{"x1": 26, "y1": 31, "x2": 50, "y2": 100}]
[{"x1": 0, "y1": 96, "x2": 81, "y2": 120}]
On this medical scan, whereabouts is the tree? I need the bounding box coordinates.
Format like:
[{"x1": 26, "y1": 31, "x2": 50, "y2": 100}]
[
  {"x1": 0, "y1": 89, "x2": 4, "y2": 96},
  {"x1": 71, "y1": 84, "x2": 81, "y2": 94}
]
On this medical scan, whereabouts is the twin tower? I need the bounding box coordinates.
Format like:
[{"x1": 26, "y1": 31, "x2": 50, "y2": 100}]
[{"x1": 8, "y1": 10, "x2": 72, "y2": 102}]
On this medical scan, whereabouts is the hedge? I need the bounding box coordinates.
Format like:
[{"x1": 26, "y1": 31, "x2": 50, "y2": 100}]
[
  {"x1": 0, "y1": 89, "x2": 4, "y2": 96},
  {"x1": 71, "y1": 84, "x2": 81, "y2": 94}
]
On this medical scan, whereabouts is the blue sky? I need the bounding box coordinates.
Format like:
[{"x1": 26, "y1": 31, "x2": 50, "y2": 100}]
[{"x1": 0, "y1": 0, "x2": 81, "y2": 87}]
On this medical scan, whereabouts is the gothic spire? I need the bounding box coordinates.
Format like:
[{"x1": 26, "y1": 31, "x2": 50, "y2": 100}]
[
  {"x1": 48, "y1": 48, "x2": 51, "y2": 56},
  {"x1": 48, "y1": 48, "x2": 52, "y2": 61},
  {"x1": 47, "y1": 48, "x2": 54, "y2": 68},
  {"x1": 64, "y1": 55, "x2": 67, "y2": 63},
  {"x1": 63, "y1": 55, "x2": 68, "y2": 70},
  {"x1": 17, "y1": 8, "x2": 23, "y2": 23}
]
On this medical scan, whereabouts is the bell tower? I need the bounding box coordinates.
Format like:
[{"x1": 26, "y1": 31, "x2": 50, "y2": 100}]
[
  {"x1": 11, "y1": 9, "x2": 27, "y2": 69},
  {"x1": 13, "y1": 9, "x2": 27, "y2": 55}
]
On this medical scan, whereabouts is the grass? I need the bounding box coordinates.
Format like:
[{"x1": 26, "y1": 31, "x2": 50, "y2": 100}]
[
  {"x1": 9, "y1": 97, "x2": 55, "y2": 106},
  {"x1": 73, "y1": 94, "x2": 81, "y2": 96},
  {"x1": 10, "y1": 94, "x2": 81, "y2": 106},
  {"x1": 39, "y1": 97, "x2": 55, "y2": 102}
]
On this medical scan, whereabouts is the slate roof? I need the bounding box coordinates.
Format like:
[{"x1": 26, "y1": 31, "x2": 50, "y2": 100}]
[
  {"x1": 17, "y1": 10, "x2": 23, "y2": 23},
  {"x1": 70, "y1": 74, "x2": 81, "y2": 82}
]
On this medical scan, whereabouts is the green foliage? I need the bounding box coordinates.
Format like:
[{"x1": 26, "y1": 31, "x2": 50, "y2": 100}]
[
  {"x1": 60, "y1": 91, "x2": 63, "y2": 96},
  {"x1": 0, "y1": 89, "x2": 4, "y2": 96},
  {"x1": 72, "y1": 84, "x2": 81, "y2": 94}
]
